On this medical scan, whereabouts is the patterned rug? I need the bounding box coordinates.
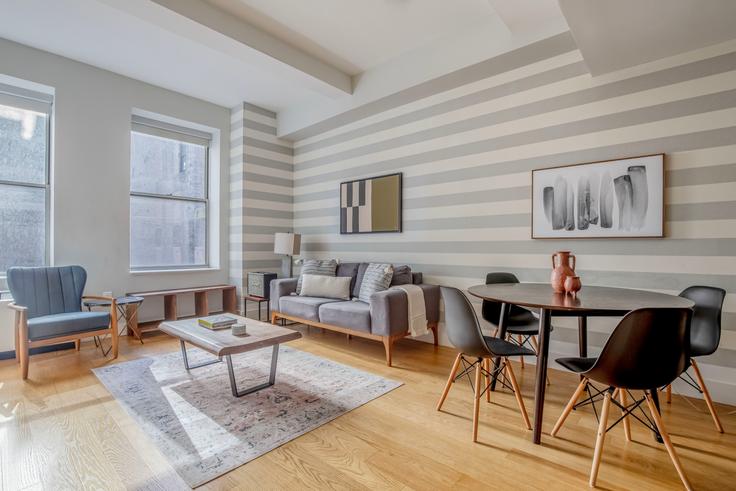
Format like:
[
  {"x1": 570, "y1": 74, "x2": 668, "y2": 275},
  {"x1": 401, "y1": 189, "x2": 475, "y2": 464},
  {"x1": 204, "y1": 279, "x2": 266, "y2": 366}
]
[{"x1": 93, "y1": 346, "x2": 401, "y2": 488}]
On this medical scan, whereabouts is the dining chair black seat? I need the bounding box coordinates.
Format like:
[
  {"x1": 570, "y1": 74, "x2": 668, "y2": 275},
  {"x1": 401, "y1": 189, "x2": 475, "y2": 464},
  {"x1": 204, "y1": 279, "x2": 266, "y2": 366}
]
[
  {"x1": 551, "y1": 308, "x2": 693, "y2": 489},
  {"x1": 436, "y1": 286, "x2": 532, "y2": 442},
  {"x1": 663, "y1": 285, "x2": 726, "y2": 433}
]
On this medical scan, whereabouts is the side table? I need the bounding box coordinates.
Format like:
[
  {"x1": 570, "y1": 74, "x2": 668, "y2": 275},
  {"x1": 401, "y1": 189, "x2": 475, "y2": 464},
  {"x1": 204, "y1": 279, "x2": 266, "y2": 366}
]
[
  {"x1": 84, "y1": 296, "x2": 145, "y2": 355},
  {"x1": 243, "y1": 294, "x2": 269, "y2": 321}
]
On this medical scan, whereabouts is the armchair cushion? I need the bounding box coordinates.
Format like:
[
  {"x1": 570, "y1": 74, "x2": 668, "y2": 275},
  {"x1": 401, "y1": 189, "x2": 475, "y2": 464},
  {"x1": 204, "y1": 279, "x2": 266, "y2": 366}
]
[{"x1": 27, "y1": 311, "x2": 110, "y2": 341}]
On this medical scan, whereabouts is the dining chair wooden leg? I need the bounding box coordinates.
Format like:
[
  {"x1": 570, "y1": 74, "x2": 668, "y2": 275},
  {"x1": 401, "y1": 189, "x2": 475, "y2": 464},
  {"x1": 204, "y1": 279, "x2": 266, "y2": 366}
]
[
  {"x1": 620, "y1": 389, "x2": 631, "y2": 442},
  {"x1": 505, "y1": 358, "x2": 531, "y2": 430},
  {"x1": 530, "y1": 336, "x2": 551, "y2": 385},
  {"x1": 473, "y1": 359, "x2": 483, "y2": 442},
  {"x1": 437, "y1": 353, "x2": 463, "y2": 411},
  {"x1": 484, "y1": 357, "x2": 491, "y2": 402},
  {"x1": 690, "y1": 359, "x2": 724, "y2": 433},
  {"x1": 551, "y1": 377, "x2": 588, "y2": 437},
  {"x1": 590, "y1": 390, "x2": 612, "y2": 488},
  {"x1": 644, "y1": 392, "x2": 693, "y2": 491},
  {"x1": 665, "y1": 384, "x2": 672, "y2": 404}
]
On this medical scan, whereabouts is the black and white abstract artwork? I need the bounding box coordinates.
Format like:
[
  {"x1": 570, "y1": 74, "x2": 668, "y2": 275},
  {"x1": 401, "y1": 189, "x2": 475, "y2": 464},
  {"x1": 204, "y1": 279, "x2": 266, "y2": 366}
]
[{"x1": 532, "y1": 154, "x2": 664, "y2": 238}]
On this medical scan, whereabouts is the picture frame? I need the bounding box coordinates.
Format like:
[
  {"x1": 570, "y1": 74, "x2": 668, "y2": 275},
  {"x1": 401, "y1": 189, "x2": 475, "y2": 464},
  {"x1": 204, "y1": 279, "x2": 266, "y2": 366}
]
[
  {"x1": 339, "y1": 172, "x2": 402, "y2": 234},
  {"x1": 531, "y1": 154, "x2": 664, "y2": 239}
]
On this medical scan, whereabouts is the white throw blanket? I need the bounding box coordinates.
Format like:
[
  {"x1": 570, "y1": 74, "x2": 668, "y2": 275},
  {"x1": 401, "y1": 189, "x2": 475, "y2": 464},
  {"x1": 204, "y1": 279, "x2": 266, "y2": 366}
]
[{"x1": 390, "y1": 284, "x2": 428, "y2": 337}]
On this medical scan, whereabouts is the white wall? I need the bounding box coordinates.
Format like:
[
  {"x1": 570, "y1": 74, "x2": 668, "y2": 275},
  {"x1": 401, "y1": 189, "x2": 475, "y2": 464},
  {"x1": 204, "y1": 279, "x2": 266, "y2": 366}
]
[{"x1": 0, "y1": 37, "x2": 231, "y2": 351}]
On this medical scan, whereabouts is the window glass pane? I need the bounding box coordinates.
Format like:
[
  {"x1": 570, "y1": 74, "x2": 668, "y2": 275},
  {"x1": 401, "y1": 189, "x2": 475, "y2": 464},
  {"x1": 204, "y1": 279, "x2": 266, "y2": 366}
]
[
  {"x1": 0, "y1": 104, "x2": 47, "y2": 184},
  {"x1": 130, "y1": 196, "x2": 206, "y2": 269},
  {"x1": 0, "y1": 184, "x2": 45, "y2": 272},
  {"x1": 131, "y1": 131, "x2": 206, "y2": 199}
]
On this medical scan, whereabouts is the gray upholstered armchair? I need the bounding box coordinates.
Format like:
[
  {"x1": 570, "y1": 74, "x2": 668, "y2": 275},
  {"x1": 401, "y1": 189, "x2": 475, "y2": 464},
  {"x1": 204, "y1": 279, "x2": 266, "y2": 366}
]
[{"x1": 7, "y1": 265, "x2": 118, "y2": 380}]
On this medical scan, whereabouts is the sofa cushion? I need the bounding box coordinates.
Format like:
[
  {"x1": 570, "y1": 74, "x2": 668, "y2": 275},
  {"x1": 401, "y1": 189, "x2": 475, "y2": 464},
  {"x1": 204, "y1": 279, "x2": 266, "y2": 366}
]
[
  {"x1": 390, "y1": 265, "x2": 412, "y2": 286},
  {"x1": 358, "y1": 263, "x2": 394, "y2": 303},
  {"x1": 279, "y1": 295, "x2": 340, "y2": 322},
  {"x1": 296, "y1": 259, "x2": 337, "y2": 294},
  {"x1": 352, "y1": 262, "x2": 370, "y2": 298},
  {"x1": 319, "y1": 301, "x2": 371, "y2": 333},
  {"x1": 27, "y1": 311, "x2": 110, "y2": 341},
  {"x1": 336, "y1": 262, "x2": 360, "y2": 294}
]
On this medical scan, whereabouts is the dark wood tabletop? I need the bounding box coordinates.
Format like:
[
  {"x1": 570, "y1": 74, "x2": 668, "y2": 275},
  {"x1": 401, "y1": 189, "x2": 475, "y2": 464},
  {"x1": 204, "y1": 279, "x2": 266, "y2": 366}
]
[{"x1": 468, "y1": 283, "x2": 694, "y2": 313}]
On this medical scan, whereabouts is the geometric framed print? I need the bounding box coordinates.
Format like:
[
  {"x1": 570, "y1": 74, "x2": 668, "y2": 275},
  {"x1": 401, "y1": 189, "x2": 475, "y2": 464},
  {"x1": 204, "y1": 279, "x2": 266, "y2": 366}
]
[
  {"x1": 340, "y1": 173, "x2": 402, "y2": 234},
  {"x1": 532, "y1": 154, "x2": 664, "y2": 239}
]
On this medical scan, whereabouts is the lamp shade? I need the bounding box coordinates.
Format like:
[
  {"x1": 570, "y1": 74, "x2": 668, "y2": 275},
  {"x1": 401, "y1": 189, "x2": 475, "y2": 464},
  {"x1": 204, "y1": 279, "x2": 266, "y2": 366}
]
[{"x1": 274, "y1": 233, "x2": 301, "y2": 255}]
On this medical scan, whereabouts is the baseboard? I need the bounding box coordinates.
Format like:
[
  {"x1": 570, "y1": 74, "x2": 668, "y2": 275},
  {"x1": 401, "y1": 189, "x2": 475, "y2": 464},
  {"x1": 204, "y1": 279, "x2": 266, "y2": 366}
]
[{"x1": 0, "y1": 342, "x2": 76, "y2": 360}]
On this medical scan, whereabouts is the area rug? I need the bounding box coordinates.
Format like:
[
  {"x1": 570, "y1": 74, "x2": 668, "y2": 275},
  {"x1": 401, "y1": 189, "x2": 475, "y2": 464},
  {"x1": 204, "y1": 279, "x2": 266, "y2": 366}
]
[{"x1": 93, "y1": 346, "x2": 401, "y2": 488}]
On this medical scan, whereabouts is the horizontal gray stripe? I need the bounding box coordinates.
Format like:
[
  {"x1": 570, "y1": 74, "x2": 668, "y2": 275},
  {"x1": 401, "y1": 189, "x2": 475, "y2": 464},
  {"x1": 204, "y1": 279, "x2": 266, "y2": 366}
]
[
  {"x1": 419, "y1": 264, "x2": 736, "y2": 292},
  {"x1": 300, "y1": 238, "x2": 736, "y2": 257},
  {"x1": 229, "y1": 259, "x2": 282, "y2": 270},
  {"x1": 243, "y1": 207, "x2": 293, "y2": 219},
  {"x1": 244, "y1": 137, "x2": 293, "y2": 156},
  {"x1": 296, "y1": 61, "x2": 589, "y2": 155},
  {"x1": 294, "y1": 188, "x2": 336, "y2": 203},
  {"x1": 242, "y1": 171, "x2": 293, "y2": 188},
  {"x1": 294, "y1": 126, "x2": 736, "y2": 202},
  {"x1": 243, "y1": 224, "x2": 292, "y2": 235},
  {"x1": 285, "y1": 32, "x2": 577, "y2": 140},
  {"x1": 244, "y1": 242, "x2": 275, "y2": 252},
  {"x1": 245, "y1": 154, "x2": 294, "y2": 172},
  {"x1": 668, "y1": 201, "x2": 736, "y2": 221},
  {"x1": 230, "y1": 119, "x2": 244, "y2": 135},
  {"x1": 245, "y1": 189, "x2": 293, "y2": 203},
  {"x1": 668, "y1": 162, "x2": 736, "y2": 187},
  {"x1": 244, "y1": 118, "x2": 277, "y2": 135},
  {"x1": 243, "y1": 102, "x2": 276, "y2": 119},
  {"x1": 295, "y1": 89, "x2": 736, "y2": 184},
  {"x1": 297, "y1": 52, "x2": 736, "y2": 167},
  {"x1": 230, "y1": 154, "x2": 245, "y2": 167},
  {"x1": 700, "y1": 348, "x2": 736, "y2": 369}
]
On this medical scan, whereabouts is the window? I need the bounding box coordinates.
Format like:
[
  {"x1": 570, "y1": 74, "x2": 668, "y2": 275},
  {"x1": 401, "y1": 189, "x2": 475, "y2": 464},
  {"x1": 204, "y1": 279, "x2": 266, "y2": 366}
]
[
  {"x1": 0, "y1": 83, "x2": 52, "y2": 273},
  {"x1": 130, "y1": 115, "x2": 211, "y2": 270}
]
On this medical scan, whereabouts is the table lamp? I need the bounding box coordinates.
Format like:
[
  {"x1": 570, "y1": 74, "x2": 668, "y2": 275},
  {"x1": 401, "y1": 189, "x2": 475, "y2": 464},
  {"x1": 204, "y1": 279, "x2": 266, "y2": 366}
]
[{"x1": 274, "y1": 232, "x2": 301, "y2": 277}]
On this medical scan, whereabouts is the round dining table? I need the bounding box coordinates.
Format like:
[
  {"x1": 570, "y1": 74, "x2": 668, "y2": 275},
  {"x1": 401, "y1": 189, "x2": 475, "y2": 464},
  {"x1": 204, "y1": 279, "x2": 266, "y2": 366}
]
[{"x1": 467, "y1": 283, "x2": 694, "y2": 444}]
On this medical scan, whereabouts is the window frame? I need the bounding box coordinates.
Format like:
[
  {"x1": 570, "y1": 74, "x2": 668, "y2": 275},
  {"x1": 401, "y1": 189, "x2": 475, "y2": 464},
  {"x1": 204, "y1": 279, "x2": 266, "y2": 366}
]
[
  {"x1": 0, "y1": 99, "x2": 52, "y2": 275},
  {"x1": 129, "y1": 123, "x2": 211, "y2": 272}
]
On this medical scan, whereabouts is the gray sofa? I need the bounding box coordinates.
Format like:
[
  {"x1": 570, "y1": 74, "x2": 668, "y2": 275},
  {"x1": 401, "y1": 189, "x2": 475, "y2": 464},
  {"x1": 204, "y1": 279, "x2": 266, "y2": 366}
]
[{"x1": 270, "y1": 262, "x2": 440, "y2": 366}]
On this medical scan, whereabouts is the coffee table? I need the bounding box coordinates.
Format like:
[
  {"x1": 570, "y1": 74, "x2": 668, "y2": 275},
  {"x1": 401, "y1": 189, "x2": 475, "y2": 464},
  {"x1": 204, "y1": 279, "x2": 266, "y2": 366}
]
[{"x1": 159, "y1": 315, "x2": 301, "y2": 397}]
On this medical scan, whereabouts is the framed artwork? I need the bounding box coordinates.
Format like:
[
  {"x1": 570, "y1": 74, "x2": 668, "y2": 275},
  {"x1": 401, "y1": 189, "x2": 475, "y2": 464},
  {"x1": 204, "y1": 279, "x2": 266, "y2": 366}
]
[
  {"x1": 340, "y1": 173, "x2": 402, "y2": 234},
  {"x1": 532, "y1": 154, "x2": 664, "y2": 239}
]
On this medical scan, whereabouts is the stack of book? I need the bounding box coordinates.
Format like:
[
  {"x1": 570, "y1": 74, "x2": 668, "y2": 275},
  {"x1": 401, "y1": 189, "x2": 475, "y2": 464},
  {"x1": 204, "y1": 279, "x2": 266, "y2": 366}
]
[{"x1": 198, "y1": 315, "x2": 237, "y2": 330}]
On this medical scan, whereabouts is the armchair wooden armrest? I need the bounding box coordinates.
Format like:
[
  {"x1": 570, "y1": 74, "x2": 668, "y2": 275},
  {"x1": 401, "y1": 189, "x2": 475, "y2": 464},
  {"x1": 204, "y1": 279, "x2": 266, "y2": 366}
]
[
  {"x1": 82, "y1": 295, "x2": 116, "y2": 302},
  {"x1": 8, "y1": 302, "x2": 27, "y2": 312}
]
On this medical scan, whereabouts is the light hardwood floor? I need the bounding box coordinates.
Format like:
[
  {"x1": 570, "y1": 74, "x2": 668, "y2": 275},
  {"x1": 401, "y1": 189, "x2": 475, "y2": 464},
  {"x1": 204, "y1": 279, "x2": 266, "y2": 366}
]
[{"x1": 1, "y1": 326, "x2": 734, "y2": 490}]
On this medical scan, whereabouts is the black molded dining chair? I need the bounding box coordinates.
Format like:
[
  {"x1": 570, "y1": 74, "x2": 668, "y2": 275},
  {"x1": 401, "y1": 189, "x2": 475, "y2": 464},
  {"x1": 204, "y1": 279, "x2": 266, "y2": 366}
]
[
  {"x1": 437, "y1": 287, "x2": 532, "y2": 442},
  {"x1": 482, "y1": 273, "x2": 551, "y2": 381},
  {"x1": 550, "y1": 308, "x2": 693, "y2": 489},
  {"x1": 664, "y1": 286, "x2": 726, "y2": 433}
]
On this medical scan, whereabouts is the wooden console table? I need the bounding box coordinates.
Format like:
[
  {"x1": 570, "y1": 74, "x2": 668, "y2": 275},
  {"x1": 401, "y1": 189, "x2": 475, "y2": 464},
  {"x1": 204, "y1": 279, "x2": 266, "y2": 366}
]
[{"x1": 126, "y1": 284, "x2": 238, "y2": 336}]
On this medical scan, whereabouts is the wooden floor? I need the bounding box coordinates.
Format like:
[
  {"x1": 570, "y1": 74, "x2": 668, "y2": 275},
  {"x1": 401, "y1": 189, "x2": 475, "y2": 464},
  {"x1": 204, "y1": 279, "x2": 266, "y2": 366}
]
[{"x1": 1, "y1": 326, "x2": 735, "y2": 490}]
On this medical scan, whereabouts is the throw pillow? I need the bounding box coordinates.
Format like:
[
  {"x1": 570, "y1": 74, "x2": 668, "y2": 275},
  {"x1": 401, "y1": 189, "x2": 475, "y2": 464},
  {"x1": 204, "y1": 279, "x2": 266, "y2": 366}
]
[
  {"x1": 296, "y1": 259, "x2": 337, "y2": 294},
  {"x1": 299, "y1": 274, "x2": 351, "y2": 300},
  {"x1": 358, "y1": 263, "x2": 394, "y2": 303},
  {"x1": 390, "y1": 265, "x2": 412, "y2": 286}
]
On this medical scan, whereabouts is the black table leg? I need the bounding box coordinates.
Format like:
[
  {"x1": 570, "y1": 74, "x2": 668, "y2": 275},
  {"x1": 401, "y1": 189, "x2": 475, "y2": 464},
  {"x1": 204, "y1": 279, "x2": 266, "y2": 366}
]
[
  {"x1": 490, "y1": 302, "x2": 509, "y2": 391},
  {"x1": 532, "y1": 308, "x2": 552, "y2": 444},
  {"x1": 578, "y1": 315, "x2": 588, "y2": 357}
]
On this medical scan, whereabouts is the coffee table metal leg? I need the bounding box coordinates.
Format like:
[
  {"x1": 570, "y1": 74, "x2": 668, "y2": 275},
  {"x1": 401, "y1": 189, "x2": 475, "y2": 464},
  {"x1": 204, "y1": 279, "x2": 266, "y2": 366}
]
[
  {"x1": 180, "y1": 340, "x2": 222, "y2": 370},
  {"x1": 225, "y1": 344, "x2": 280, "y2": 397}
]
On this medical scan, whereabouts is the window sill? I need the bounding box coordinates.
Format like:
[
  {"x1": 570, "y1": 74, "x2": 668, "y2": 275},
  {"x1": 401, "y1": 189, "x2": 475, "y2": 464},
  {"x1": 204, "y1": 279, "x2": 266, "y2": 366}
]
[{"x1": 129, "y1": 267, "x2": 219, "y2": 275}]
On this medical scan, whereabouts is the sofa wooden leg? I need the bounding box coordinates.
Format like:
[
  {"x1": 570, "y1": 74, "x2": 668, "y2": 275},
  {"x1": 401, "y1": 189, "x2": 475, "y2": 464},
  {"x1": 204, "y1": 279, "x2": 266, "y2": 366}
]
[
  {"x1": 383, "y1": 337, "x2": 393, "y2": 367},
  {"x1": 270, "y1": 312, "x2": 279, "y2": 325},
  {"x1": 75, "y1": 339, "x2": 81, "y2": 351}
]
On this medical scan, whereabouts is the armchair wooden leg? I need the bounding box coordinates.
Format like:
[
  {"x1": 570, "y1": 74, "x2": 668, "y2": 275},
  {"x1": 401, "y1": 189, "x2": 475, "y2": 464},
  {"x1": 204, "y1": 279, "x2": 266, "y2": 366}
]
[
  {"x1": 620, "y1": 389, "x2": 632, "y2": 442},
  {"x1": 472, "y1": 359, "x2": 483, "y2": 442},
  {"x1": 505, "y1": 358, "x2": 531, "y2": 430},
  {"x1": 691, "y1": 359, "x2": 724, "y2": 433},
  {"x1": 645, "y1": 392, "x2": 693, "y2": 491},
  {"x1": 19, "y1": 313, "x2": 29, "y2": 380},
  {"x1": 551, "y1": 378, "x2": 588, "y2": 437},
  {"x1": 590, "y1": 390, "x2": 612, "y2": 488},
  {"x1": 110, "y1": 300, "x2": 119, "y2": 359},
  {"x1": 437, "y1": 353, "x2": 463, "y2": 411},
  {"x1": 14, "y1": 322, "x2": 20, "y2": 364}
]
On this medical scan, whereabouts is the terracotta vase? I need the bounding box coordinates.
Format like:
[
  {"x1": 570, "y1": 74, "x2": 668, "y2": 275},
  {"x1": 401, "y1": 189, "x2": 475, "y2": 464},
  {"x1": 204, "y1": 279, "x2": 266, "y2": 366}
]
[
  {"x1": 564, "y1": 275, "x2": 582, "y2": 297},
  {"x1": 550, "y1": 251, "x2": 576, "y2": 293}
]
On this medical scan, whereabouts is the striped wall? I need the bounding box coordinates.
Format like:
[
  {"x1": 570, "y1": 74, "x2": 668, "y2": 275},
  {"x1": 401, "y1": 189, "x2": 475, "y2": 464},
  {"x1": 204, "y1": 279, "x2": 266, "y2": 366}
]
[
  {"x1": 285, "y1": 32, "x2": 736, "y2": 404},
  {"x1": 229, "y1": 102, "x2": 294, "y2": 311}
]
